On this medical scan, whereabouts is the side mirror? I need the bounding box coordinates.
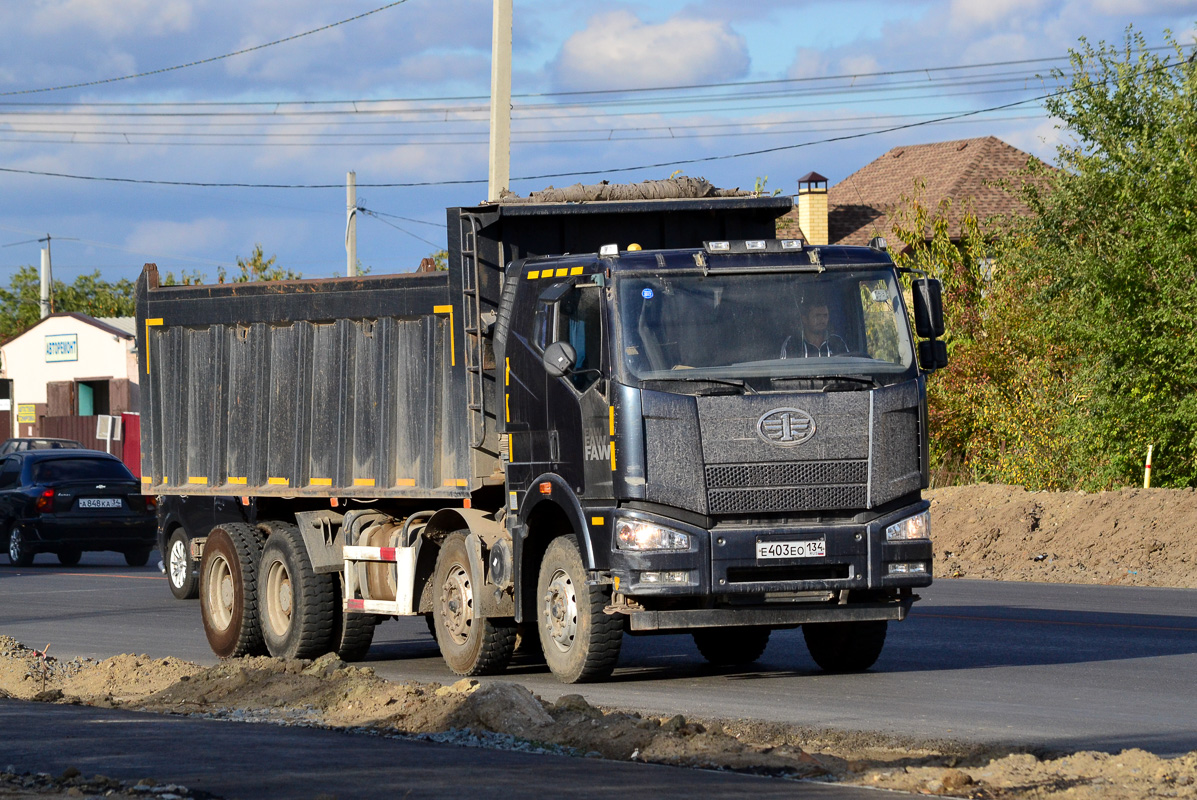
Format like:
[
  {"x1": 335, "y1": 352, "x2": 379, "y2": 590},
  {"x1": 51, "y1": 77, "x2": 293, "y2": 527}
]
[
  {"x1": 912, "y1": 278, "x2": 945, "y2": 339},
  {"x1": 918, "y1": 339, "x2": 949, "y2": 372},
  {"x1": 543, "y1": 341, "x2": 577, "y2": 378}
]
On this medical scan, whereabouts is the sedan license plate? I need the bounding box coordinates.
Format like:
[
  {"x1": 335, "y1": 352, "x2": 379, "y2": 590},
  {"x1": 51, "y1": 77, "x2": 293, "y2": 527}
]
[
  {"x1": 757, "y1": 538, "x2": 826, "y2": 560},
  {"x1": 78, "y1": 498, "x2": 122, "y2": 509}
]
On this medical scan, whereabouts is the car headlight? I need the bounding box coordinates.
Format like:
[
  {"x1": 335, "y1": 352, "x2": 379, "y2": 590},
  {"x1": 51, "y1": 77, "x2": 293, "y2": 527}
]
[
  {"x1": 614, "y1": 519, "x2": 690, "y2": 551},
  {"x1": 885, "y1": 510, "x2": 930, "y2": 541}
]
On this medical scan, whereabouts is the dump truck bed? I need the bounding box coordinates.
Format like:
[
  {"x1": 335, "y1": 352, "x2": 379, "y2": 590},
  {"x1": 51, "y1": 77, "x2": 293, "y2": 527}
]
[{"x1": 135, "y1": 269, "x2": 474, "y2": 499}]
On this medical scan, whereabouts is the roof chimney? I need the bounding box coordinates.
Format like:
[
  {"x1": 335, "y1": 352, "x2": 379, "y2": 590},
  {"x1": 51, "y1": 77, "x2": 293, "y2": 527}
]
[{"x1": 797, "y1": 171, "x2": 828, "y2": 246}]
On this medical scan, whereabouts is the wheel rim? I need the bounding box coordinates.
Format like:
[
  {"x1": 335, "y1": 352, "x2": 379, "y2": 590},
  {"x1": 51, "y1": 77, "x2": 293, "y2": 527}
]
[
  {"x1": 264, "y1": 559, "x2": 294, "y2": 638},
  {"x1": 8, "y1": 530, "x2": 21, "y2": 562},
  {"x1": 438, "y1": 560, "x2": 473, "y2": 646},
  {"x1": 205, "y1": 554, "x2": 234, "y2": 630},
  {"x1": 543, "y1": 568, "x2": 578, "y2": 652},
  {"x1": 169, "y1": 539, "x2": 189, "y2": 588}
]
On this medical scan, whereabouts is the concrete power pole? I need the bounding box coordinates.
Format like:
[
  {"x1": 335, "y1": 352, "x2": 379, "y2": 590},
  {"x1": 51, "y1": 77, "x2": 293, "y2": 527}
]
[
  {"x1": 39, "y1": 238, "x2": 52, "y2": 319},
  {"x1": 487, "y1": 0, "x2": 512, "y2": 202},
  {"x1": 346, "y1": 171, "x2": 358, "y2": 277}
]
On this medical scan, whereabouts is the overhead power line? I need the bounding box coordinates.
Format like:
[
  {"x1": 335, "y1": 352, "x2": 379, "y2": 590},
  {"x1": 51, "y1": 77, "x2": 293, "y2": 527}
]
[{"x1": 0, "y1": 1, "x2": 412, "y2": 98}]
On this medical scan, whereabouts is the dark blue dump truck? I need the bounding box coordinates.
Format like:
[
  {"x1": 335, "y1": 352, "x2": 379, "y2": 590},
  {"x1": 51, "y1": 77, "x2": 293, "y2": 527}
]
[{"x1": 136, "y1": 190, "x2": 945, "y2": 682}]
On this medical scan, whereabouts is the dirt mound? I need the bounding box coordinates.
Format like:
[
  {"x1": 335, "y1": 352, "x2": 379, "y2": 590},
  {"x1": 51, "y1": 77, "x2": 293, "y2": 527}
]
[
  {"x1": 1, "y1": 642, "x2": 1194, "y2": 798},
  {"x1": 928, "y1": 485, "x2": 1197, "y2": 588}
]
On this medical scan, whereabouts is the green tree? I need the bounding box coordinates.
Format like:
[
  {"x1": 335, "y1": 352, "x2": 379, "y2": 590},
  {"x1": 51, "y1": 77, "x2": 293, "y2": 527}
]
[
  {"x1": 227, "y1": 244, "x2": 301, "y2": 283},
  {"x1": 999, "y1": 28, "x2": 1197, "y2": 488},
  {"x1": 0, "y1": 266, "x2": 136, "y2": 341}
]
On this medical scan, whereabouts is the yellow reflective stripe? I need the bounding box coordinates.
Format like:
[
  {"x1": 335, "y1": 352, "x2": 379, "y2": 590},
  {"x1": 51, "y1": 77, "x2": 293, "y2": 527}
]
[
  {"x1": 569, "y1": 266, "x2": 584, "y2": 276},
  {"x1": 527, "y1": 270, "x2": 540, "y2": 279},
  {"x1": 433, "y1": 305, "x2": 455, "y2": 366},
  {"x1": 140, "y1": 476, "x2": 152, "y2": 484},
  {"x1": 188, "y1": 477, "x2": 207, "y2": 485},
  {"x1": 396, "y1": 478, "x2": 416, "y2": 487},
  {"x1": 354, "y1": 478, "x2": 376, "y2": 487},
  {"x1": 310, "y1": 478, "x2": 333, "y2": 486},
  {"x1": 555, "y1": 268, "x2": 568, "y2": 277},
  {"x1": 609, "y1": 406, "x2": 615, "y2": 436},
  {"x1": 591, "y1": 516, "x2": 604, "y2": 526},
  {"x1": 144, "y1": 318, "x2": 163, "y2": 374},
  {"x1": 228, "y1": 476, "x2": 248, "y2": 485},
  {"x1": 267, "y1": 477, "x2": 289, "y2": 486}
]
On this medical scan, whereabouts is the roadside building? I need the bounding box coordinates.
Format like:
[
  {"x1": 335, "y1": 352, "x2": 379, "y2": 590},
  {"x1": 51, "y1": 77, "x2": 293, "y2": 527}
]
[
  {"x1": 780, "y1": 135, "x2": 1041, "y2": 249},
  {"x1": 0, "y1": 313, "x2": 138, "y2": 451}
]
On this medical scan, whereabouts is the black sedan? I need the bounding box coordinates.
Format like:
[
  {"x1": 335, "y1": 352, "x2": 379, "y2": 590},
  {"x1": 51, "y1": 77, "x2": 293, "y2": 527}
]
[{"x1": 0, "y1": 450, "x2": 156, "y2": 567}]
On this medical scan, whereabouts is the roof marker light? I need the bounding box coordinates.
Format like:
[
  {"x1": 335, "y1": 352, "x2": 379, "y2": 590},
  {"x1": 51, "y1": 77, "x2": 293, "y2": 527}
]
[
  {"x1": 781, "y1": 239, "x2": 803, "y2": 250},
  {"x1": 745, "y1": 240, "x2": 766, "y2": 251},
  {"x1": 599, "y1": 244, "x2": 619, "y2": 256},
  {"x1": 708, "y1": 241, "x2": 730, "y2": 252}
]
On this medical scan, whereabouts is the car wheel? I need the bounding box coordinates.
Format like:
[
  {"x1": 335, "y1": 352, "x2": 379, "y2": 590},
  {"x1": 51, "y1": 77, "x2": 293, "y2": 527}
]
[
  {"x1": 7, "y1": 528, "x2": 34, "y2": 567},
  {"x1": 166, "y1": 528, "x2": 199, "y2": 600},
  {"x1": 124, "y1": 547, "x2": 152, "y2": 567},
  {"x1": 57, "y1": 548, "x2": 82, "y2": 567}
]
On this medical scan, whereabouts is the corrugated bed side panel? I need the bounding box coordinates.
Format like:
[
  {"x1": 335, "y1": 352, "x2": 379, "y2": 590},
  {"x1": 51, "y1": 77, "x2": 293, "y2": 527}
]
[{"x1": 146, "y1": 315, "x2": 461, "y2": 497}]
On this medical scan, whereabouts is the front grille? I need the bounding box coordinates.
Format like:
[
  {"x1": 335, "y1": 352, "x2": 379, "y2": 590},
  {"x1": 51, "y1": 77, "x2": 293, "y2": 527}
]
[
  {"x1": 726, "y1": 564, "x2": 850, "y2": 583},
  {"x1": 708, "y1": 484, "x2": 866, "y2": 514},
  {"x1": 706, "y1": 460, "x2": 867, "y2": 489}
]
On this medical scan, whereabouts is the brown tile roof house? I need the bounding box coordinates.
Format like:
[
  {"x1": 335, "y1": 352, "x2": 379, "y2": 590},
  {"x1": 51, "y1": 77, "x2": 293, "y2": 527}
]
[{"x1": 779, "y1": 136, "x2": 1043, "y2": 247}]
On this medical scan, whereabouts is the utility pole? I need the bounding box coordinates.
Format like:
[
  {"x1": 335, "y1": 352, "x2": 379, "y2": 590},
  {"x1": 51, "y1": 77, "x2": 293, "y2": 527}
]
[
  {"x1": 487, "y1": 0, "x2": 512, "y2": 202},
  {"x1": 39, "y1": 236, "x2": 52, "y2": 319},
  {"x1": 346, "y1": 171, "x2": 358, "y2": 277}
]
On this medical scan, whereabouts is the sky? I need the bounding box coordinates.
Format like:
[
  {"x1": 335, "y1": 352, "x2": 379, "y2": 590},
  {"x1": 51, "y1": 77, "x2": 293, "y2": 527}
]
[{"x1": 1, "y1": 0, "x2": 1195, "y2": 284}]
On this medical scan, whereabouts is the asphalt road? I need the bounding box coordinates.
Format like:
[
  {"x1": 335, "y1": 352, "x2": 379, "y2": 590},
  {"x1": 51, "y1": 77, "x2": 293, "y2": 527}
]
[{"x1": 2, "y1": 550, "x2": 1196, "y2": 757}]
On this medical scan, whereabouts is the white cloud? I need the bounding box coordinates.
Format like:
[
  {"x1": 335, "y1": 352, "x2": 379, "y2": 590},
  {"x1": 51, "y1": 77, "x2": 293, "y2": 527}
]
[
  {"x1": 788, "y1": 48, "x2": 828, "y2": 80},
  {"x1": 551, "y1": 10, "x2": 750, "y2": 91},
  {"x1": 31, "y1": 0, "x2": 193, "y2": 38},
  {"x1": 126, "y1": 218, "x2": 228, "y2": 256},
  {"x1": 948, "y1": 0, "x2": 1047, "y2": 31}
]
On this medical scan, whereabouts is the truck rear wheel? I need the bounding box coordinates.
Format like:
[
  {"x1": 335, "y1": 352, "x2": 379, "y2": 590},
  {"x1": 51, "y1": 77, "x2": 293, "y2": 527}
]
[
  {"x1": 200, "y1": 524, "x2": 267, "y2": 658},
  {"x1": 432, "y1": 532, "x2": 516, "y2": 676},
  {"x1": 258, "y1": 522, "x2": 337, "y2": 660},
  {"x1": 329, "y1": 578, "x2": 377, "y2": 662},
  {"x1": 693, "y1": 627, "x2": 771, "y2": 666},
  {"x1": 802, "y1": 620, "x2": 888, "y2": 673},
  {"x1": 536, "y1": 535, "x2": 622, "y2": 683}
]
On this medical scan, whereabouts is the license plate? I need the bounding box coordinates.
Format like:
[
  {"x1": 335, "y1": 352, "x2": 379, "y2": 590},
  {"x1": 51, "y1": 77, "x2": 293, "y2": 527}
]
[
  {"x1": 756, "y1": 538, "x2": 826, "y2": 560},
  {"x1": 78, "y1": 498, "x2": 122, "y2": 509}
]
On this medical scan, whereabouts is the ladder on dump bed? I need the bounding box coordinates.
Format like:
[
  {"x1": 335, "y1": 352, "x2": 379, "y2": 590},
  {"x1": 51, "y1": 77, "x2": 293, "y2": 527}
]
[{"x1": 460, "y1": 214, "x2": 488, "y2": 450}]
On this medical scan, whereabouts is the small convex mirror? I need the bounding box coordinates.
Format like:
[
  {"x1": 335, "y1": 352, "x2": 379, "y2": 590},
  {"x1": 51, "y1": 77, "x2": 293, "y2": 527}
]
[{"x1": 543, "y1": 340, "x2": 577, "y2": 378}]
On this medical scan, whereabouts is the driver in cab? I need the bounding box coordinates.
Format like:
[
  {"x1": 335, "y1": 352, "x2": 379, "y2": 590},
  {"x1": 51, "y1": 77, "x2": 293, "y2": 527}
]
[{"x1": 781, "y1": 298, "x2": 849, "y2": 358}]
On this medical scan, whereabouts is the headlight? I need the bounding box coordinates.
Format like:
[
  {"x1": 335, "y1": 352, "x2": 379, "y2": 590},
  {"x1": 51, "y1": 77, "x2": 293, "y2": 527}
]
[
  {"x1": 614, "y1": 519, "x2": 690, "y2": 551},
  {"x1": 885, "y1": 510, "x2": 930, "y2": 541}
]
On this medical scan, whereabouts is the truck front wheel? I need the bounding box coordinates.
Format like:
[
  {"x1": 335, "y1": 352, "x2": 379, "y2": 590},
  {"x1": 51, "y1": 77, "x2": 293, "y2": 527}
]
[
  {"x1": 802, "y1": 620, "x2": 888, "y2": 673},
  {"x1": 200, "y1": 524, "x2": 267, "y2": 658},
  {"x1": 536, "y1": 535, "x2": 623, "y2": 683},
  {"x1": 693, "y1": 627, "x2": 771, "y2": 666},
  {"x1": 433, "y1": 532, "x2": 516, "y2": 676},
  {"x1": 258, "y1": 522, "x2": 337, "y2": 660}
]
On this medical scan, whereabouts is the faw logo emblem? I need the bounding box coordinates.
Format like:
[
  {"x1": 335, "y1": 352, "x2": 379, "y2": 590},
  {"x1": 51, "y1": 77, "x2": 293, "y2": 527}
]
[{"x1": 756, "y1": 407, "x2": 816, "y2": 447}]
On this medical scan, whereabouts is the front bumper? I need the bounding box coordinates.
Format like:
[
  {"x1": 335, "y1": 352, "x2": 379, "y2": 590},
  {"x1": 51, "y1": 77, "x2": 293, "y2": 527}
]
[{"x1": 604, "y1": 501, "x2": 933, "y2": 599}]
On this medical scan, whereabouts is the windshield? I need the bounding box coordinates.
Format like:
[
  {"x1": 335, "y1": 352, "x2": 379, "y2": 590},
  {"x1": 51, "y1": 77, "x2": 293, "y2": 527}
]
[{"x1": 614, "y1": 269, "x2": 914, "y2": 387}]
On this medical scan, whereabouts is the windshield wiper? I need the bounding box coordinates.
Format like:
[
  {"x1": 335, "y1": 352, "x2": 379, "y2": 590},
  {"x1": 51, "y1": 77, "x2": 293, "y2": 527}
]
[
  {"x1": 668, "y1": 376, "x2": 758, "y2": 394},
  {"x1": 773, "y1": 375, "x2": 878, "y2": 391}
]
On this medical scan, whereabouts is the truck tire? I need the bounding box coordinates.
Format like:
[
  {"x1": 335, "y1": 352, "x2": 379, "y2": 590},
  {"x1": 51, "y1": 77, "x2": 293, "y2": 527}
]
[
  {"x1": 166, "y1": 527, "x2": 199, "y2": 600},
  {"x1": 536, "y1": 535, "x2": 622, "y2": 683},
  {"x1": 258, "y1": 522, "x2": 337, "y2": 660},
  {"x1": 693, "y1": 627, "x2": 771, "y2": 666},
  {"x1": 200, "y1": 523, "x2": 267, "y2": 658},
  {"x1": 329, "y1": 578, "x2": 377, "y2": 662},
  {"x1": 432, "y1": 532, "x2": 516, "y2": 676},
  {"x1": 802, "y1": 620, "x2": 888, "y2": 673},
  {"x1": 56, "y1": 547, "x2": 82, "y2": 567},
  {"x1": 8, "y1": 527, "x2": 34, "y2": 567}
]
